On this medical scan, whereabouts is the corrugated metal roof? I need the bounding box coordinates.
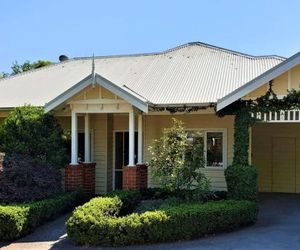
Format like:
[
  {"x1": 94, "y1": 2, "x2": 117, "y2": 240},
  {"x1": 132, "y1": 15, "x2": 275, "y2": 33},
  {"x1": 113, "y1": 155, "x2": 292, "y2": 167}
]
[{"x1": 0, "y1": 42, "x2": 285, "y2": 108}]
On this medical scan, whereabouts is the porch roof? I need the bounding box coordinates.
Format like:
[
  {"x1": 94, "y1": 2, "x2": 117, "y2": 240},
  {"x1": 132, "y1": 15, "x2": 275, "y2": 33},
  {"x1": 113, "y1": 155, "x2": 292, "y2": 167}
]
[{"x1": 44, "y1": 73, "x2": 149, "y2": 113}]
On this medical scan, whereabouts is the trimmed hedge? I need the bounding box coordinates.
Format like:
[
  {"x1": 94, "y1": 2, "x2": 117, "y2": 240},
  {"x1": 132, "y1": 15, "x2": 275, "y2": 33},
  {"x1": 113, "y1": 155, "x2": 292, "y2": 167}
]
[
  {"x1": 225, "y1": 164, "x2": 258, "y2": 201},
  {"x1": 67, "y1": 192, "x2": 258, "y2": 246},
  {"x1": 0, "y1": 189, "x2": 85, "y2": 241}
]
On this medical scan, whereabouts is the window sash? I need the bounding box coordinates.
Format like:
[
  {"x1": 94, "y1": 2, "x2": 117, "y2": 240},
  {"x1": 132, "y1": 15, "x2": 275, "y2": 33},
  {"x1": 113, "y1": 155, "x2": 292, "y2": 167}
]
[{"x1": 186, "y1": 129, "x2": 226, "y2": 168}]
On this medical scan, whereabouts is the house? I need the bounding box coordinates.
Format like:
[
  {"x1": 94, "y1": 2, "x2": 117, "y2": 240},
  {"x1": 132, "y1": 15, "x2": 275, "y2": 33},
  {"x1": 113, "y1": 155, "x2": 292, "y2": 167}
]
[{"x1": 0, "y1": 42, "x2": 300, "y2": 194}]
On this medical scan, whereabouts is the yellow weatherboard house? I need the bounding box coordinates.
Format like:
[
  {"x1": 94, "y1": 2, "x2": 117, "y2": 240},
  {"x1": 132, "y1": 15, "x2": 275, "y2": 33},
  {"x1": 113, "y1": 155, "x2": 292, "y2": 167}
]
[{"x1": 0, "y1": 42, "x2": 299, "y2": 194}]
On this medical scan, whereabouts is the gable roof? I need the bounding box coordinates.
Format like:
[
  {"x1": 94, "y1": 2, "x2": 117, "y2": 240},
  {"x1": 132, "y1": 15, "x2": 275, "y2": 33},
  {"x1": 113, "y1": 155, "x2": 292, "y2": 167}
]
[
  {"x1": 44, "y1": 73, "x2": 149, "y2": 113},
  {"x1": 217, "y1": 51, "x2": 300, "y2": 111},
  {"x1": 0, "y1": 42, "x2": 284, "y2": 110}
]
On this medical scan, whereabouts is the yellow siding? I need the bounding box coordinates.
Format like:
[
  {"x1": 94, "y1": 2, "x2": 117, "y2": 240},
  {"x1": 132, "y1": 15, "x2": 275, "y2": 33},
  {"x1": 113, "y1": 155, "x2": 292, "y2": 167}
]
[
  {"x1": 246, "y1": 65, "x2": 300, "y2": 98},
  {"x1": 92, "y1": 114, "x2": 108, "y2": 194},
  {"x1": 291, "y1": 65, "x2": 300, "y2": 89},
  {"x1": 144, "y1": 114, "x2": 234, "y2": 190}
]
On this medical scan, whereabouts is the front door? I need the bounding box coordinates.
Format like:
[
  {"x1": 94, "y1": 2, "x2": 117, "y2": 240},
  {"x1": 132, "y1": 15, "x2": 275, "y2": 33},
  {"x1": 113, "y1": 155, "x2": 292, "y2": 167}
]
[{"x1": 114, "y1": 131, "x2": 138, "y2": 190}]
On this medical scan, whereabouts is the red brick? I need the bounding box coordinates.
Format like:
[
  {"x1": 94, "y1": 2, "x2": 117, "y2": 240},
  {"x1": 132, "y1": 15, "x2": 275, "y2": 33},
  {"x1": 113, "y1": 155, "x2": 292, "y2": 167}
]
[{"x1": 122, "y1": 164, "x2": 148, "y2": 190}]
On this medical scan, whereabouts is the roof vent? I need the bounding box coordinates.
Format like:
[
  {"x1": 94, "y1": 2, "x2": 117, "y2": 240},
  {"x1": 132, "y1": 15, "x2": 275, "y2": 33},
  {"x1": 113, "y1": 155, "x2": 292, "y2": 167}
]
[{"x1": 59, "y1": 55, "x2": 69, "y2": 62}]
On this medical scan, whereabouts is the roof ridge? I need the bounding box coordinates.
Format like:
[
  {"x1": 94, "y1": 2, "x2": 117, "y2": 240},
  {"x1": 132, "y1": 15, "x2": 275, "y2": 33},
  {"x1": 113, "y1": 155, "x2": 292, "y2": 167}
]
[
  {"x1": 163, "y1": 42, "x2": 286, "y2": 60},
  {"x1": 73, "y1": 41, "x2": 286, "y2": 61},
  {"x1": 0, "y1": 41, "x2": 286, "y2": 83}
]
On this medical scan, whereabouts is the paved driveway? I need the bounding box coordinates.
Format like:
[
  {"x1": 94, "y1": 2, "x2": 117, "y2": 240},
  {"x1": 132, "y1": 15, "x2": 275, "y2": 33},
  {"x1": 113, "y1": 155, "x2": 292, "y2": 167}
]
[{"x1": 2, "y1": 193, "x2": 300, "y2": 250}]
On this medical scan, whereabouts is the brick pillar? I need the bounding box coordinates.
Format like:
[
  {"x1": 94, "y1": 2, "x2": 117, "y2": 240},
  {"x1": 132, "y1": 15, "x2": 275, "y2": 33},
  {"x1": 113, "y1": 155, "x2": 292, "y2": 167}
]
[
  {"x1": 82, "y1": 162, "x2": 96, "y2": 195},
  {"x1": 123, "y1": 164, "x2": 148, "y2": 190},
  {"x1": 65, "y1": 163, "x2": 96, "y2": 195},
  {"x1": 65, "y1": 164, "x2": 84, "y2": 191}
]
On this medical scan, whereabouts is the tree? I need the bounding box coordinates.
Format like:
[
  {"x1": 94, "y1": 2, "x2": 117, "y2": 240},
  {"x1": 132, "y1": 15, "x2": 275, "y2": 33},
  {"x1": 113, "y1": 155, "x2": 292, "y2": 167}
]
[
  {"x1": 0, "y1": 105, "x2": 67, "y2": 167},
  {"x1": 11, "y1": 60, "x2": 52, "y2": 75},
  {"x1": 148, "y1": 118, "x2": 209, "y2": 191},
  {"x1": 0, "y1": 72, "x2": 9, "y2": 79},
  {"x1": 0, "y1": 60, "x2": 52, "y2": 78}
]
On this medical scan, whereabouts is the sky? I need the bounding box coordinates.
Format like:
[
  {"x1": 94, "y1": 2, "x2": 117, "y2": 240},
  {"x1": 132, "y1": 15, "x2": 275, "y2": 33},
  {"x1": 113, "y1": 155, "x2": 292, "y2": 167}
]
[{"x1": 1, "y1": 0, "x2": 300, "y2": 73}]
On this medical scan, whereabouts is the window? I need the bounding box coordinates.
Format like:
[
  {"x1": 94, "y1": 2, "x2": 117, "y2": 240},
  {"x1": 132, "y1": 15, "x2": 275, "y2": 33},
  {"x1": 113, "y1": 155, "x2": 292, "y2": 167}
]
[
  {"x1": 186, "y1": 130, "x2": 225, "y2": 168},
  {"x1": 206, "y1": 132, "x2": 223, "y2": 167}
]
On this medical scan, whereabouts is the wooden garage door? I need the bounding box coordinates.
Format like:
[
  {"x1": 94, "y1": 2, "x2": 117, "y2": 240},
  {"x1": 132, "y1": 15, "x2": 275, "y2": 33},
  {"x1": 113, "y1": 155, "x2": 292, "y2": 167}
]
[{"x1": 272, "y1": 137, "x2": 296, "y2": 193}]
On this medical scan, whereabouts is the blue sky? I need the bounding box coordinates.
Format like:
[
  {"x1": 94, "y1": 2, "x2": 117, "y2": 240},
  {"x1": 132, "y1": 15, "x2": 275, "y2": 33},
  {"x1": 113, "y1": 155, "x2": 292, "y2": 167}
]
[{"x1": 1, "y1": 0, "x2": 300, "y2": 72}]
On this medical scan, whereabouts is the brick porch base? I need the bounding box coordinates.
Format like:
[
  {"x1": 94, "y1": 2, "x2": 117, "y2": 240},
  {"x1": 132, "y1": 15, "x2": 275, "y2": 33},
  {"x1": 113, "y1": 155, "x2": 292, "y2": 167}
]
[
  {"x1": 65, "y1": 162, "x2": 96, "y2": 194},
  {"x1": 123, "y1": 164, "x2": 148, "y2": 190}
]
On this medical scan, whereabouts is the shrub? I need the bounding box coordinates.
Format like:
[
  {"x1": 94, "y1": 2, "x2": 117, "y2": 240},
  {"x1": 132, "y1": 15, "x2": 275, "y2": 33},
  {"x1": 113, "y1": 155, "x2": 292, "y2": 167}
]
[
  {"x1": 0, "y1": 189, "x2": 85, "y2": 241},
  {"x1": 0, "y1": 106, "x2": 67, "y2": 167},
  {"x1": 0, "y1": 153, "x2": 62, "y2": 203},
  {"x1": 225, "y1": 164, "x2": 258, "y2": 201},
  {"x1": 148, "y1": 118, "x2": 209, "y2": 192},
  {"x1": 67, "y1": 194, "x2": 258, "y2": 246}
]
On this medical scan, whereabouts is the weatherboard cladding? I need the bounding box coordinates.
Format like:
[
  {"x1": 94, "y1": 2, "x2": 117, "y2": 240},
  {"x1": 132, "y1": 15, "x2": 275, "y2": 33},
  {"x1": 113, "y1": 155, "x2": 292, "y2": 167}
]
[{"x1": 0, "y1": 42, "x2": 284, "y2": 109}]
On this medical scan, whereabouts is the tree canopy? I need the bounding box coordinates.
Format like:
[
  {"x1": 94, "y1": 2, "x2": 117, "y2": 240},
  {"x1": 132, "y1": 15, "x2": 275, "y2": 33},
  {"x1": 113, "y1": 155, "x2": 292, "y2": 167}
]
[{"x1": 1, "y1": 60, "x2": 52, "y2": 78}]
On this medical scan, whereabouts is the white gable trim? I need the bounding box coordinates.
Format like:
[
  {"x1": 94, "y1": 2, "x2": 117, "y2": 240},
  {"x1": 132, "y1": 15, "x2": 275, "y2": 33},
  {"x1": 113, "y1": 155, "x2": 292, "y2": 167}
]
[
  {"x1": 45, "y1": 73, "x2": 149, "y2": 113},
  {"x1": 217, "y1": 52, "x2": 300, "y2": 111}
]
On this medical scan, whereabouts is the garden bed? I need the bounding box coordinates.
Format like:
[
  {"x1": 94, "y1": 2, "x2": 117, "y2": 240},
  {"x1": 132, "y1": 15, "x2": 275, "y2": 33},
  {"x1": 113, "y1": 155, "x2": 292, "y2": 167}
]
[
  {"x1": 0, "y1": 189, "x2": 85, "y2": 241},
  {"x1": 66, "y1": 189, "x2": 258, "y2": 246}
]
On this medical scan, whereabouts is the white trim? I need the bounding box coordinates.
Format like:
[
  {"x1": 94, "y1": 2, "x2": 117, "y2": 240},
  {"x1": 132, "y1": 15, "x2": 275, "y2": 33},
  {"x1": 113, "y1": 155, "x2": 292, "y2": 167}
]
[
  {"x1": 187, "y1": 128, "x2": 227, "y2": 169},
  {"x1": 217, "y1": 51, "x2": 300, "y2": 111},
  {"x1": 288, "y1": 70, "x2": 292, "y2": 90},
  {"x1": 128, "y1": 111, "x2": 135, "y2": 166},
  {"x1": 71, "y1": 110, "x2": 78, "y2": 165},
  {"x1": 45, "y1": 73, "x2": 149, "y2": 113},
  {"x1": 84, "y1": 114, "x2": 91, "y2": 163},
  {"x1": 45, "y1": 75, "x2": 92, "y2": 112},
  {"x1": 95, "y1": 74, "x2": 148, "y2": 113},
  {"x1": 137, "y1": 114, "x2": 143, "y2": 164}
]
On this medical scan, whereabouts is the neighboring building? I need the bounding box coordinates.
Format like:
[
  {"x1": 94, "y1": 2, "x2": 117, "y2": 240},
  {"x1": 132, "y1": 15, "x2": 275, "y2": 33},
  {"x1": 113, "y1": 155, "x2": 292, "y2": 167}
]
[{"x1": 0, "y1": 42, "x2": 299, "y2": 194}]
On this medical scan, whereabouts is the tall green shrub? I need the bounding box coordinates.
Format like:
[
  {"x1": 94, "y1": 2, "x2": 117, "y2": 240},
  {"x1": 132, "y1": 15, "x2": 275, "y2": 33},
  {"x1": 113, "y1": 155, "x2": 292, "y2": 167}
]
[
  {"x1": 0, "y1": 106, "x2": 67, "y2": 167},
  {"x1": 225, "y1": 164, "x2": 258, "y2": 201},
  {"x1": 148, "y1": 118, "x2": 209, "y2": 192}
]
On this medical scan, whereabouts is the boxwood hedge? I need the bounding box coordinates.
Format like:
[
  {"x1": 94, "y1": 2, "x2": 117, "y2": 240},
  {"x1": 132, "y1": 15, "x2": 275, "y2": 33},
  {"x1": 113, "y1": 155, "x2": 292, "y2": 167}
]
[
  {"x1": 0, "y1": 189, "x2": 84, "y2": 241},
  {"x1": 67, "y1": 191, "x2": 258, "y2": 246}
]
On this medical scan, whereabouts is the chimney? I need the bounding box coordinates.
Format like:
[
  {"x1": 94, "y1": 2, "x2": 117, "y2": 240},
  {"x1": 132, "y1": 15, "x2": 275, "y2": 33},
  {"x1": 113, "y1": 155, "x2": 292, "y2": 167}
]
[{"x1": 59, "y1": 55, "x2": 69, "y2": 62}]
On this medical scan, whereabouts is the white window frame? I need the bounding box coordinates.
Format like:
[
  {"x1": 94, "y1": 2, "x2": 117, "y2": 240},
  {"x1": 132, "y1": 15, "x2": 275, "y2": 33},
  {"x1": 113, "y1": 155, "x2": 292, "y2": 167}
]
[{"x1": 187, "y1": 128, "x2": 227, "y2": 169}]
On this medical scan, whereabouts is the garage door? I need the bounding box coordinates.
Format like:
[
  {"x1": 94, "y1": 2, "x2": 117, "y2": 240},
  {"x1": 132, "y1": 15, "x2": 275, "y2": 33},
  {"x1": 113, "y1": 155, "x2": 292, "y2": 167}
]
[
  {"x1": 272, "y1": 137, "x2": 298, "y2": 193},
  {"x1": 252, "y1": 123, "x2": 300, "y2": 193}
]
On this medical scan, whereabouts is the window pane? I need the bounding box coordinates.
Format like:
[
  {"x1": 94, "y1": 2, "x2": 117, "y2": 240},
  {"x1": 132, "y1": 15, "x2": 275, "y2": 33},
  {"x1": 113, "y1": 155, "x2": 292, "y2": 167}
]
[
  {"x1": 186, "y1": 131, "x2": 204, "y2": 166},
  {"x1": 206, "y1": 132, "x2": 223, "y2": 167}
]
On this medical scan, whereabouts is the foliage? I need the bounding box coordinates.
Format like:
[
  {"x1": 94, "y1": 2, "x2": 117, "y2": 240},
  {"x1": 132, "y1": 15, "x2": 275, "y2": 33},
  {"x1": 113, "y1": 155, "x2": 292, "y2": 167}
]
[
  {"x1": 0, "y1": 72, "x2": 9, "y2": 79},
  {"x1": 0, "y1": 190, "x2": 85, "y2": 241},
  {"x1": 0, "y1": 106, "x2": 67, "y2": 167},
  {"x1": 148, "y1": 118, "x2": 209, "y2": 192},
  {"x1": 11, "y1": 60, "x2": 52, "y2": 75},
  {"x1": 0, "y1": 60, "x2": 52, "y2": 79},
  {"x1": 225, "y1": 164, "x2": 258, "y2": 201},
  {"x1": 66, "y1": 192, "x2": 258, "y2": 246},
  {"x1": 218, "y1": 84, "x2": 300, "y2": 166},
  {"x1": 232, "y1": 105, "x2": 253, "y2": 165},
  {"x1": 0, "y1": 153, "x2": 62, "y2": 203}
]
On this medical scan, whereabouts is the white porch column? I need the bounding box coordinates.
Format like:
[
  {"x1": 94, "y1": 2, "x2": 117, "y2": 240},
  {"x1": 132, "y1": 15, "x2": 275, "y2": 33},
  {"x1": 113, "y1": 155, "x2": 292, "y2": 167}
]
[
  {"x1": 71, "y1": 110, "x2": 78, "y2": 165},
  {"x1": 84, "y1": 113, "x2": 91, "y2": 163},
  {"x1": 129, "y1": 111, "x2": 135, "y2": 166},
  {"x1": 137, "y1": 114, "x2": 143, "y2": 164}
]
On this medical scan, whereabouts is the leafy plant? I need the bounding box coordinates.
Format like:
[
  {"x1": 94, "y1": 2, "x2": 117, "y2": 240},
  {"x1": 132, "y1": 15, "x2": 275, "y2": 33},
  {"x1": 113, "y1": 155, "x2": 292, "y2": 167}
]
[
  {"x1": 0, "y1": 153, "x2": 62, "y2": 203},
  {"x1": 0, "y1": 189, "x2": 85, "y2": 241},
  {"x1": 225, "y1": 164, "x2": 258, "y2": 201},
  {"x1": 0, "y1": 106, "x2": 67, "y2": 167},
  {"x1": 66, "y1": 192, "x2": 258, "y2": 246},
  {"x1": 148, "y1": 118, "x2": 209, "y2": 192}
]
